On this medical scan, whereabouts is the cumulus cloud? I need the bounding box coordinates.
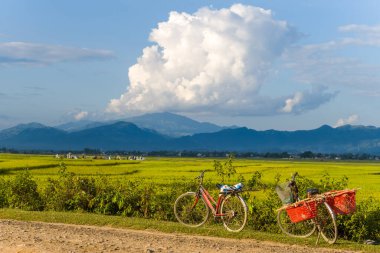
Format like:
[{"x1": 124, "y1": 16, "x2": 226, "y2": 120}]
[
  {"x1": 0, "y1": 42, "x2": 114, "y2": 65},
  {"x1": 107, "y1": 4, "x2": 335, "y2": 116},
  {"x1": 334, "y1": 114, "x2": 359, "y2": 128},
  {"x1": 339, "y1": 24, "x2": 380, "y2": 46},
  {"x1": 74, "y1": 111, "x2": 89, "y2": 121}
]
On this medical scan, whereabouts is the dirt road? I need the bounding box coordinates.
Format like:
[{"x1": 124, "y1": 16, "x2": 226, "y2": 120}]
[{"x1": 0, "y1": 219, "x2": 355, "y2": 253}]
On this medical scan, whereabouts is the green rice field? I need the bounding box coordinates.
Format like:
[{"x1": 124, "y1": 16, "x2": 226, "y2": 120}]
[{"x1": 0, "y1": 153, "x2": 379, "y2": 201}]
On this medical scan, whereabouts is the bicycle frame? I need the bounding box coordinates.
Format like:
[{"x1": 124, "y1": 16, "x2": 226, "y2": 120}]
[
  {"x1": 197, "y1": 185, "x2": 226, "y2": 217},
  {"x1": 174, "y1": 170, "x2": 248, "y2": 232},
  {"x1": 192, "y1": 170, "x2": 235, "y2": 217}
]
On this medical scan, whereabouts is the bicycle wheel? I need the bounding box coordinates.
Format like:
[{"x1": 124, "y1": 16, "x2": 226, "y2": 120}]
[
  {"x1": 316, "y1": 202, "x2": 337, "y2": 244},
  {"x1": 220, "y1": 194, "x2": 248, "y2": 232},
  {"x1": 277, "y1": 208, "x2": 316, "y2": 238},
  {"x1": 174, "y1": 192, "x2": 210, "y2": 227}
]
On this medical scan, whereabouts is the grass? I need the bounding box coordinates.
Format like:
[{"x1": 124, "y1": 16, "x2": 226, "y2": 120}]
[
  {"x1": 0, "y1": 153, "x2": 379, "y2": 200},
  {"x1": 0, "y1": 208, "x2": 378, "y2": 252}
]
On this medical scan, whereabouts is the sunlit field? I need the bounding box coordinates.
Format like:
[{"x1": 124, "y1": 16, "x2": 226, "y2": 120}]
[{"x1": 0, "y1": 153, "x2": 379, "y2": 200}]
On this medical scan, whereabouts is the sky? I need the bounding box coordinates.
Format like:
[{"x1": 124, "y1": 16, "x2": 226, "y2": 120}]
[{"x1": 1, "y1": 0, "x2": 380, "y2": 130}]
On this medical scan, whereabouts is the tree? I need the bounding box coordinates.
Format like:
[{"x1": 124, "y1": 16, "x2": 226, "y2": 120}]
[{"x1": 213, "y1": 153, "x2": 236, "y2": 183}]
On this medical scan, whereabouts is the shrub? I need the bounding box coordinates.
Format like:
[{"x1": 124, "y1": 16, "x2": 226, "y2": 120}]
[
  {"x1": 9, "y1": 170, "x2": 42, "y2": 211},
  {"x1": 43, "y1": 163, "x2": 96, "y2": 211},
  {"x1": 0, "y1": 177, "x2": 9, "y2": 208},
  {"x1": 337, "y1": 197, "x2": 380, "y2": 241}
]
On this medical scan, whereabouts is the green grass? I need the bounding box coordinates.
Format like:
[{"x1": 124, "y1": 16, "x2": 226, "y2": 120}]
[
  {"x1": 0, "y1": 208, "x2": 378, "y2": 252},
  {"x1": 0, "y1": 153, "x2": 379, "y2": 200}
]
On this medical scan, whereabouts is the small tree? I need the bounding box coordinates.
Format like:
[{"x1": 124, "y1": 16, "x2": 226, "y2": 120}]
[{"x1": 213, "y1": 154, "x2": 236, "y2": 183}]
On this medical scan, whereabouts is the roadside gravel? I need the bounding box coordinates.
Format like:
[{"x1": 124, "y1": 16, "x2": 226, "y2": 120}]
[{"x1": 0, "y1": 220, "x2": 356, "y2": 253}]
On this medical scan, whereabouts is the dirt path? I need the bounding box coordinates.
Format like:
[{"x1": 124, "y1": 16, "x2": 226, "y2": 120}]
[{"x1": 0, "y1": 219, "x2": 355, "y2": 253}]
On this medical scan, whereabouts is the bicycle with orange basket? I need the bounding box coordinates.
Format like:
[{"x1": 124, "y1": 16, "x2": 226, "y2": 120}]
[{"x1": 276, "y1": 172, "x2": 357, "y2": 244}]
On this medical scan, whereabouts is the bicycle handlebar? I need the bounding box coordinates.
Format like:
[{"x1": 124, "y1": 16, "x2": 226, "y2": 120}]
[
  {"x1": 195, "y1": 170, "x2": 206, "y2": 185},
  {"x1": 195, "y1": 170, "x2": 205, "y2": 179},
  {"x1": 289, "y1": 172, "x2": 299, "y2": 201},
  {"x1": 291, "y1": 172, "x2": 298, "y2": 182}
]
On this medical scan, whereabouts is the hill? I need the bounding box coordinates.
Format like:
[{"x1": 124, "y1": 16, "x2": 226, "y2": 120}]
[
  {"x1": 1, "y1": 118, "x2": 380, "y2": 154},
  {"x1": 55, "y1": 112, "x2": 225, "y2": 137}
]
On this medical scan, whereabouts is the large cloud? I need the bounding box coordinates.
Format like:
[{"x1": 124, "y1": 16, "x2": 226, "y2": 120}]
[
  {"x1": 107, "y1": 4, "x2": 334, "y2": 116},
  {"x1": 0, "y1": 42, "x2": 114, "y2": 65}
]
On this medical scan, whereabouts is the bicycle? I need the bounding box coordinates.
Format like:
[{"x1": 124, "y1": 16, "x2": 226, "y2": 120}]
[
  {"x1": 174, "y1": 170, "x2": 248, "y2": 232},
  {"x1": 276, "y1": 172, "x2": 356, "y2": 244}
]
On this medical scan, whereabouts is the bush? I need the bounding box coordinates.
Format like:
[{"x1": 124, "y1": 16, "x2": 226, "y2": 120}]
[
  {"x1": 337, "y1": 197, "x2": 380, "y2": 241},
  {"x1": 0, "y1": 178, "x2": 9, "y2": 208},
  {"x1": 9, "y1": 170, "x2": 42, "y2": 211},
  {"x1": 43, "y1": 164, "x2": 96, "y2": 212}
]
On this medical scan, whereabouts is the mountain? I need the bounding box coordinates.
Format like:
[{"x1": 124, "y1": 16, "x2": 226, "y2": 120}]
[
  {"x1": 55, "y1": 112, "x2": 225, "y2": 137},
  {"x1": 0, "y1": 122, "x2": 48, "y2": 140},
  {"x1": 0, "y1": 123, "x2": 68, "y2": 150},
  {"x1": 55, "y1": 120, "x2": 105, "y2": 132},
  {"x1": 176, "y1": 125, "x2": 380, "y2": 153},
  {"x1": 1, "y1": 122, "x2": 380, "y2": 154},
  {"x1": 0, "y1": 121, "x2": 168, "y2": 151},
  {"x1": 67, "y1": 121, "x2": 169, "y2": 151},
  {"x1": 124, "y1": 112, "x2": 224, "y2": 137}
]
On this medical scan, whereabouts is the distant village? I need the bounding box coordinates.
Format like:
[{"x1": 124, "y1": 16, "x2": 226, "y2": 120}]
[
  {"x1": 45, "y1": 150, "x2": 380, "y2": 161},
  {"x1": 56, "y1": 152, "x2": 145, "y2": 161}
]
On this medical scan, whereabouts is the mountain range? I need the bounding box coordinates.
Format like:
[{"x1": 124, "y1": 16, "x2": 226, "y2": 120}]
[
  {"x1": 55, "y1": 112, "x2": 225, "y2": 137},
  {"x1": 1, "y1": 112, "x2": 380, "y2": 154}
]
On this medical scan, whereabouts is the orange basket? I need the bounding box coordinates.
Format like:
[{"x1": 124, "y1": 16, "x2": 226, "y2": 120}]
[
  {"x1": 285, "y1": 199, "x2": 317, "y2": 223},
  {"x1": 324, "y1": 189, "x2": 356, "y2": 215}
]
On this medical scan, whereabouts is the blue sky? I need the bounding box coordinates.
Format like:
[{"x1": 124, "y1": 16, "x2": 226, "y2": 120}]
[{"x1": 1, "y1": 0, "x2": 380, "y2": 130}]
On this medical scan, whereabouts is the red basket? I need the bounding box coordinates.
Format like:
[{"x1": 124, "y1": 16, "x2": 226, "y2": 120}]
[
  {"x1": 286, "y1": 199, "x2": 317, "y2": 223},
  {"x1": 325, "y1": 189, "x2": 356, "y2": 215}
]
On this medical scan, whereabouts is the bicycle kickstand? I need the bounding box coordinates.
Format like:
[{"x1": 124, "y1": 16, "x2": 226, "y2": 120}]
[{"x1": 316, "y1": 231, "x2": 321, "y2": 245}]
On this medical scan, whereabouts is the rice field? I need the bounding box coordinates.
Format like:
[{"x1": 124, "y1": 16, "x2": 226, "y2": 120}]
[{"x1": 0, "y1": 153, "x2": 379, "y2": 201}]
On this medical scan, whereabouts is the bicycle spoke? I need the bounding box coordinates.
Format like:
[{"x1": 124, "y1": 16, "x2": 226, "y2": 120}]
[
  {"x1": 277, "y1": 208, "x2": 316, "y2": 238},
  {"x1": 221, "y1": 194, "x2": 247, "y2": 232},
  {"x1": 174, "y1": 192, "x2": 209, "y2": 227},
  {"x1": 316, "y1": 202, "x2": 337, "y2": 244}
]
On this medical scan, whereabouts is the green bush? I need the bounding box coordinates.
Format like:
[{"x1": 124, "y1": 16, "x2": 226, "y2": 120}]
[
  {"x1": 337, "y1": 197, "x2": 380, "y2": 241},
  {"x1": 9, "y1": 170, "x2": 42, "y2": 211},
  {"x1": 0, "y1": 178, "x2": 9, "y2": 208},
  {"x1": 43, "y1": 163, "x2": 96, "y2": 211}
]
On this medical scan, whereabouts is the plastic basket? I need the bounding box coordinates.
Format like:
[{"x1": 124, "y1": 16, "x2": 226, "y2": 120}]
[
  {"x1": 276, "y1": 182, "x2": 294, "y2": 204},
  {"x1": 285, "y1": 199, "x2": 317, "y2": 223},
  {"x1": 325, "y1": 189, "x2": 356, "y2": 215}
]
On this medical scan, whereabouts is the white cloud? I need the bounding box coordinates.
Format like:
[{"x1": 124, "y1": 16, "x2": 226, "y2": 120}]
[
  {"x1": 108, "y1": 4, "x2": 334, "y2": 116},
  {"x1": 338, "y1": 24, "x2": 380, "y2": 46},
  {"x1": 281, "y1": 92, "x2": 303, "y2": 113},
  {"x1": 74, "y1": 111, "x2": 88, "y2": 121},
  {"x1": 334, "y1": 114, "x2": 359, "y2": 128},
  {"x1": 284, "y1": 23, "x2": 380, "y2": 93},
  {"x1": 280, "y1": 86, "x2": 337, "y2": 114},
  {"x1": 284, "y1": 43, "x2": 380, "y2": 90},
  {"x1": 0, "y1": 42, "x2": 114, "y2": 65}
]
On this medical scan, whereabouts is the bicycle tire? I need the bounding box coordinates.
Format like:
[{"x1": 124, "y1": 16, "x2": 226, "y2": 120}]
[
  {"x1": 316, "y1": 202, "x2": 338, "y2": 244},
  {"x1": 174, "y1": 192, "x2": 210, "y2": 227},
  {"x1": 277, "y1": 208, "x2": 316, "y2": 238},
  {"x1": 220, "y1": 194, "x2": 248, "y2": 232}
]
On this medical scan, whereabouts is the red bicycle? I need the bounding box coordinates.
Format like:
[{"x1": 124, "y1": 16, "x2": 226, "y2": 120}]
[{"x1": 174, "y1": 171, "x2": 248, "y2": 232}]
